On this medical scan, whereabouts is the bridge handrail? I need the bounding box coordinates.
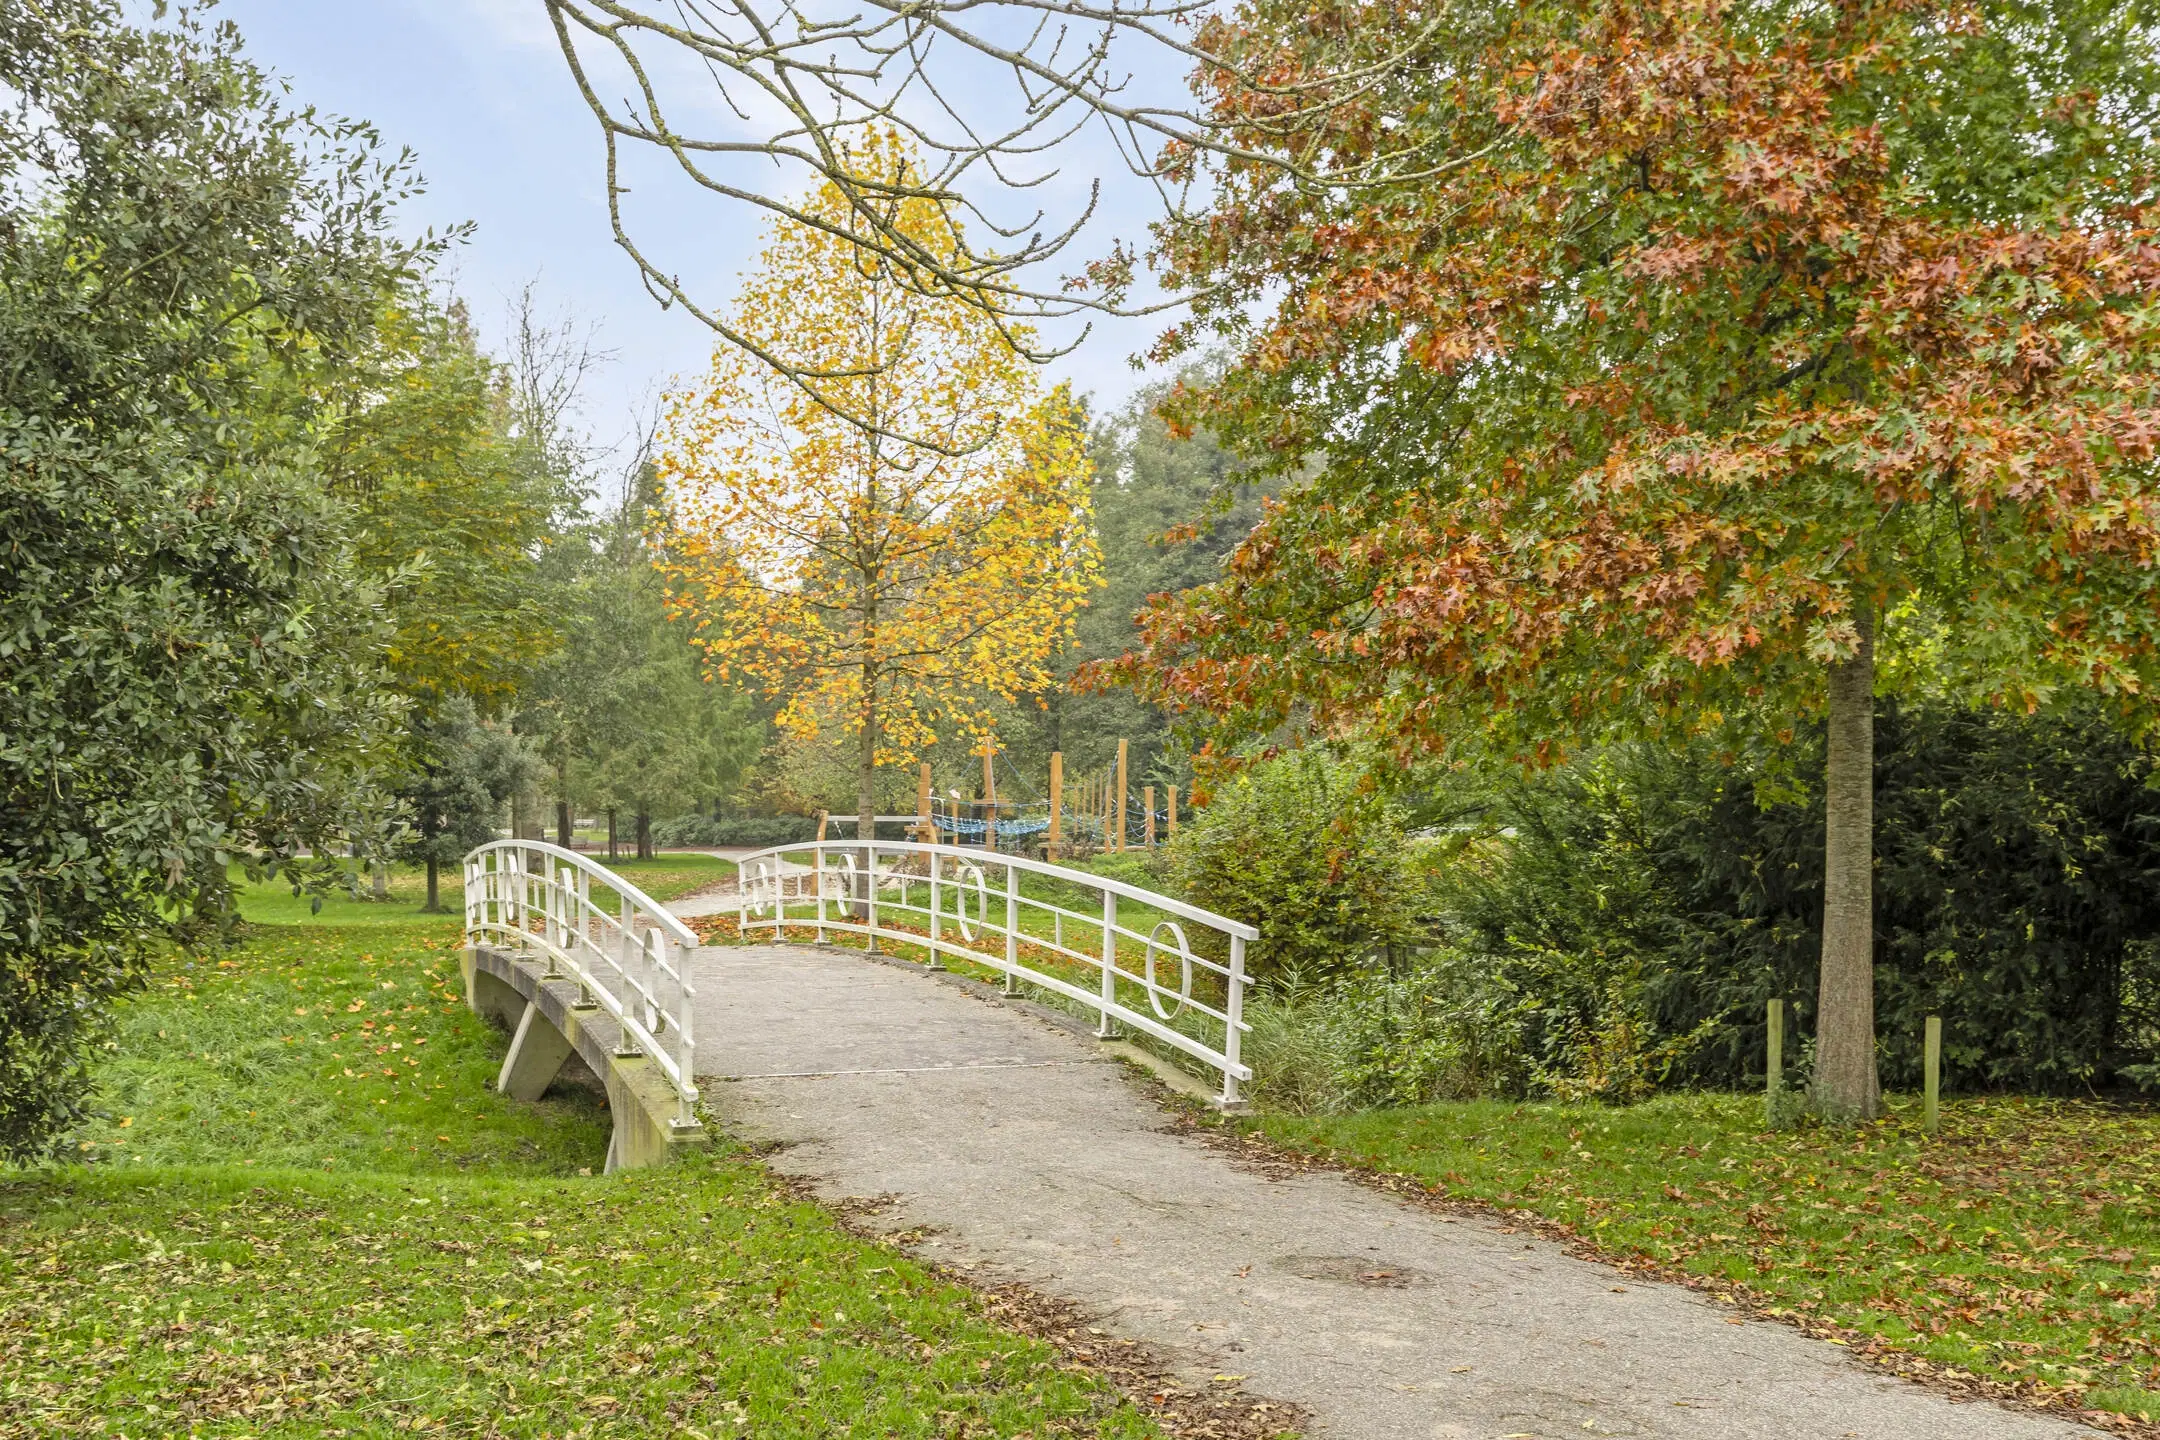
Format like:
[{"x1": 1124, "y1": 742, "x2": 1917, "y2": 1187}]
[
  {"x1": 462, "y1": 839, "x2": 699, "y2": 1124},
  {"x1": 736, "y1": 839, "x2": 1257, "y2": 1105}
]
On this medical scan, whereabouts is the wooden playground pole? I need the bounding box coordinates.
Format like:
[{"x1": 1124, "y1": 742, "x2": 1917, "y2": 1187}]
[
  {"x1": 1115, "y1": 739, "x2": 1129, "y2": 852},
  {"x1": 1101, "y1": 767, "x2": 1114, "y2": 850},
  {"x1": 816, "y1": 810, "x2": 829, "y2": 842},
  {"x1": 915, "y1": 761, "x2": 933, "y2": 843},
  {"x1": 1143, "y1": 785, "x2": 1156, "y2": 849},
  {"x1": 1167, "y1": 784, "x2": 1179, "y2": 839},
  {"x1": 1048, "y1": 752, "x2": 1063, "y2": 858},
  {"x1": 981, "y1": 739, "x2": 997, "y2": 849}
]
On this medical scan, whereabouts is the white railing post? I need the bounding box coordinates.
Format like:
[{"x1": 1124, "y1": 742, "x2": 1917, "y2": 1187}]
[
  {"x1": 1223, "y1": 933, "x2": 1247, "y2": 1108},
  {"x1": 672, "y1": 933, "x2": 697, "y2": 1127},
  {"x1": 541, "y1": 855, "x2": 562, "y2": 979},
  {"x1": 1003, "y1": 861, "x2": 1019, "y2": 995},
  {"x1": 737, "y1": 858, "x2": 749, "y2": 941},
  {"x1": 928, "y1": 848, "x2": 942, "y2": 970},
  {"x1": 1098, "y1": 889, "x2": 1117, "y2": 1039},
  {"x1": 577, "y1": 867, "x2": 591, "y2": 951},
  {"x1": 865, "y1": 843, "x2": 880, "y2": 953}
]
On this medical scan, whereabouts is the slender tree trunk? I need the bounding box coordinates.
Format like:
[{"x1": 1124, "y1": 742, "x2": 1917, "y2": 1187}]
[
  {"x1": 607, "y1": 807, "x2": 618, "y2": 863},
  {"x1": 424, "y1": 857, "x2": 441, "y2": 914},
  {"x1": 857, "y1": 665, "x2": 879, "y2": 849},
  {"x1": 636, "y1": 811, "x2": 652, "y2": 861},
  {"x1": 556, "y1": 799, "x2": 573, "y2": 850},
  {"x1": 857, "y1": 662, "x2": 879, "y2": 919},
  {"x1": 373, "y1": 862, "x2": 388, "y2": 901},
  {"x1": 1813, "y1": 605, "x2": 1880, "y2": 1121}
]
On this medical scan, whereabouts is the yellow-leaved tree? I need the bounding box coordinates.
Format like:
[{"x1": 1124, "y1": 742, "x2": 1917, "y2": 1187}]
[{"x1": 658, "y1": 134, "x2": 1100, "y2": 843}]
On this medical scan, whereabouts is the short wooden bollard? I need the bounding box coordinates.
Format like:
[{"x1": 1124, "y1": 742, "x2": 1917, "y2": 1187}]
[
  {"x1": 1923, "y1": 1014, "x2": 1942, "y2": 1134},
  {"x1": 1766, "y1": 997, "x2": 1784, "y2": 1098}
]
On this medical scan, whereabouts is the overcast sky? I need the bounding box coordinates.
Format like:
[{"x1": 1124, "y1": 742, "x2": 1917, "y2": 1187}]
[{"x1": 217, "y1": 0, "x2": 1179, "y2": 484}]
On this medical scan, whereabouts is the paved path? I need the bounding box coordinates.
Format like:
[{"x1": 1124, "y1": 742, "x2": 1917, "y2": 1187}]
[{"x1": 687, "y1": 940, "x2": 2096, "y2": 1440}]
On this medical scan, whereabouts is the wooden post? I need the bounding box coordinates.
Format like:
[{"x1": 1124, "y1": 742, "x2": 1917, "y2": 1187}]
[
  {"x1": 1048, "y1": 752, "x2": 1064, "y2": 858},
  {"x1": 981, "y1": 739, "x2": 997, "y2": 850},
  {"x1": 1766, "y1": 998, "x2": 1784, "y2": 1098},
  {"x1": 816, "y1": 810, "x2": 829, "y2": 842},
  {"x1": 1144, "y1": 785, "x2": 1157, "y2": 849},
  {"x1": 1167, "y1": 784, "x2": 1178, "y2": 839},
  {"x1": 914, "y1": 761, "x2": 933, "y2": 843},
  {"x1": 1115, "y1": 739, "x2": 1129, "y2": 852},
  {"x1": 1924, "y1": 1015, "x2": 1942, "y2": 1134}
]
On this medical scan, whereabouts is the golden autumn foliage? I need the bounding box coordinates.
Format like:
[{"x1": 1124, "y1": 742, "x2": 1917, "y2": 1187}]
[{"x1": 657, "y1": 135, "x2": 1101, "y2": 822}]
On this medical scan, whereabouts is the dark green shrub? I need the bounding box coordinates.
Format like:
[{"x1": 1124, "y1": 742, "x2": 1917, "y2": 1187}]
[
  {"x1": 1447, "y1": 701, "x2": 2160, "y2": 1096},
  {"x1": 649, "y1": 813, "x2": 819, "y2": 848},
  {"x1": 1169, "y1": 750, "x2": 1428, "y2": 982}
]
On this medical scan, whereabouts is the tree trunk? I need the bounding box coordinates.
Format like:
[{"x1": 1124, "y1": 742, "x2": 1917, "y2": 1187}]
[
  {"x1": 858, "y1": 662, "x2": 879, "y2": 920},
  {"x1": 424, "y1": 857, "x2": 441, "y2": 914},
  {"x1": 556, "y1": 799, "x2": 573, "y2": 850},
  {"x1": 372, "y1": 861, "x2": 389, "y2": 901},
  {"x1": 636, "y1": 811, "x2": 652, "y2": 861},
  {"x1": 1813, "y1": 605, "x2": 1880, "y2": 1121},
  {"x1": 607, "y1": 807, "x2": 618, "y2": 863}
]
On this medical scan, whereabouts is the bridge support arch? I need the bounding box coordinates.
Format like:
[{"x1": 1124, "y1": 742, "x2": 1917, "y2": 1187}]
[{"x1": 461, "y1": 943, "x2": 708, "y2": 1172}]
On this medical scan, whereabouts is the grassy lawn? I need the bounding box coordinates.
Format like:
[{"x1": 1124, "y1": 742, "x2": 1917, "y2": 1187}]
[
  {"x1": 1245, "y1": 1093, "x2": 2160, "y2": 1425},
  {"x1": 0, "y1": 866, "x2": 1162, "y2": 1438}
]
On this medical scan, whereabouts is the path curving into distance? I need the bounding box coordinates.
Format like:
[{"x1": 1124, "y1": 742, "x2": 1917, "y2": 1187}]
[{"x1": 682, "y1": 935, "x2": 2099, "y2": 1440}]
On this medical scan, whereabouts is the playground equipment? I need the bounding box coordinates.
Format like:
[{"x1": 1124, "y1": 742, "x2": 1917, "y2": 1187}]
[{"x1": 828, "y1": 739, "x2": 1183, "y2": 858}]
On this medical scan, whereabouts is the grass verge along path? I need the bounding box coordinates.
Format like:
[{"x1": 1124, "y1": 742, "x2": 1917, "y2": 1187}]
[
  {"x1": 0, "y1": 864, "x2": 1161, "y2": 1439},
  {"x1": 1245, "y1": 1093, "x2": 2160, "y2": 1428}
]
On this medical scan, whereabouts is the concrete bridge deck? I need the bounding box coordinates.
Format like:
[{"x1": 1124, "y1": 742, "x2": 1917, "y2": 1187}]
[{"x1": 687, "y1": 939, "x2": 2098, "y2": 1440}]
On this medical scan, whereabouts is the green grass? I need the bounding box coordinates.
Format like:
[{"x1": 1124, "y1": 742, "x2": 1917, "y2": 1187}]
[
  {"x1": 0, "y1": 872, "x2": 1162, "y2": 1438},
  {"x1": 1247, "y1": 1092, "x2": 2160, "y2": 1422}
]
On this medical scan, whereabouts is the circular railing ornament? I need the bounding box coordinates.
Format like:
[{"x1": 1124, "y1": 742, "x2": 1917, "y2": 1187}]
[
  {"x1": 748, "y1": 858, "x2": 780, "y2": 918},
  {"x1": 1143, "y1": 919, "x2": 1195, "y2": 1019},
  {"x1": 954, "y1": 862, "x2": 990, "y2": 941},
  {"x1": 823, "y1": 852, "x2": 858, "y2": 909}
]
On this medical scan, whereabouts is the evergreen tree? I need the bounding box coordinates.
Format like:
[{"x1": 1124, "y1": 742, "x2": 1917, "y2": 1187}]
[{"x1": 395, "y1": 699, "x2": 536, "y2": 912}]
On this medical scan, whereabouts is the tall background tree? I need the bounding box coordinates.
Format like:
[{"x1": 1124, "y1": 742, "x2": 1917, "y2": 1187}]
[
  {"x1": 328, "y1": 296, "x2": 575, "y2": 889},
  {"x1": 1119, "y1": 0, "x2": 2160, "y2": 1119},
  {"x1": 659, "y1": 137, "x2": 1101, "y2": 843},
  {"x1": 0, "y1": 1, "x2": 433, "y2": 1159},
  {"x1": 539, "y1": 458, "x2": 762, "y2": 858}
]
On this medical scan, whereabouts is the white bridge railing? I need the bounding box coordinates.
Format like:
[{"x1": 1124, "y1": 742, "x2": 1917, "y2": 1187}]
[
  {"x1": 737, "y1": 840, "x2": 1259, "y2": 1105},
  {"x1": 463, "y1": 840, "x2": 699, "y2": 1125}
]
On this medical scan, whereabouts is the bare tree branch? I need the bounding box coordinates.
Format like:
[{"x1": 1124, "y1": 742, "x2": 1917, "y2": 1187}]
[{"x1": 542, "y1": 0, "x2": 1475, "y2": 415}]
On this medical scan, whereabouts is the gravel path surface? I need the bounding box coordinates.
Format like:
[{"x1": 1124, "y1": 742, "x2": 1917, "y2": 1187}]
[{"x1": 686, "y1": 939, "x2": 2099, "y2": 1440}]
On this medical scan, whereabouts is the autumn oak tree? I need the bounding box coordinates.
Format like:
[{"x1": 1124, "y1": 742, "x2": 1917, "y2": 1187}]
[
  {"x1": 1116, "y1": 0, "x2": 2160, "y2": 1118},
  {"x1": 659, "y1": 138, "x2": 1101, "y2": 845}
]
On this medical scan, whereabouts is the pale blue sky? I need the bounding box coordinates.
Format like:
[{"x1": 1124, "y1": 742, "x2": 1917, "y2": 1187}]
[{"x1": 218, "y1": 0, "x2": 1174, "y2": 478}]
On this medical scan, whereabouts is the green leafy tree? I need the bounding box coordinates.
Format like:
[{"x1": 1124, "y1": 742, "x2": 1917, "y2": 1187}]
[
  {"x1": 1128, "y1": 0, "x2": 2160, "y2": 1118},
  {"x1": 329, "y1": 297, "x2": 577, "y2": 884},
  {"x1": 0, "y1": 2, "x2": 432, "y2": 1159},
  {"x1": 998, "y1": 379, "x2": 1267, "y2": 792},
  {"x1": 577, "y1": 515, "x2": 760, "y2": 860}
]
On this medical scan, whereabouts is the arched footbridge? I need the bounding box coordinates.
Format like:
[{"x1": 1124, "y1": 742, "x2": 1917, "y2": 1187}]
[{"x1": 459, "y1": 838, "x2": 1260, "y2": 1171}]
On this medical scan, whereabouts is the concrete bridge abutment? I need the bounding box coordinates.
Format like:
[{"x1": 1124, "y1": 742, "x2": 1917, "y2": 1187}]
[{"x1": 460, "y1": 943, "x2": 707, "y2": 1173}]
